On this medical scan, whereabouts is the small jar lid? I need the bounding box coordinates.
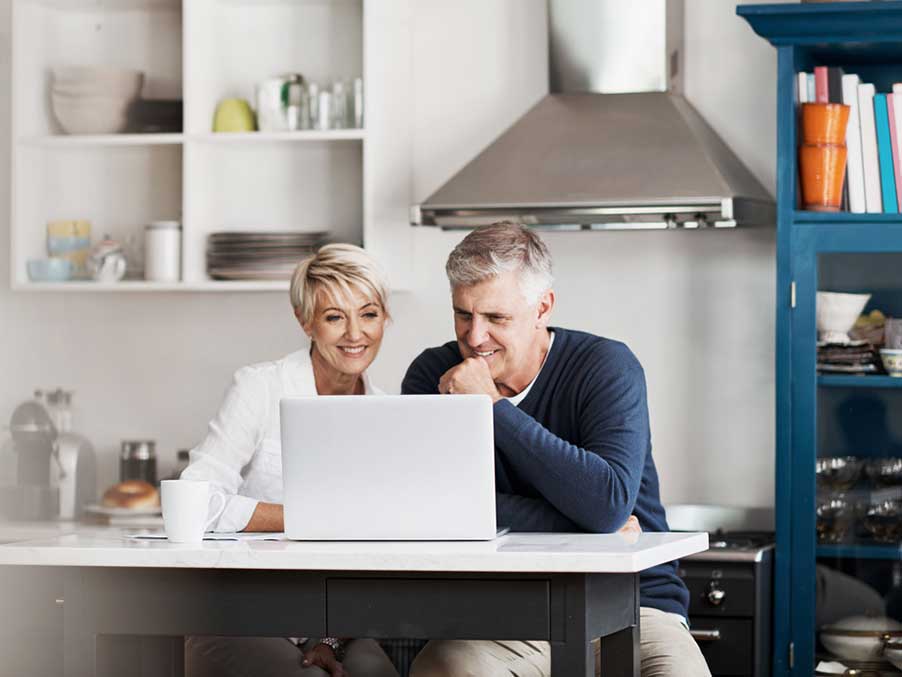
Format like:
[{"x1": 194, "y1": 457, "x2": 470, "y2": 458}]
[
  {"x1": 121, "y1": 440, "x2": 156, "y2": 460},
  {"x1": 146, "y1": 221, "x2": 181, "y2": 231}
]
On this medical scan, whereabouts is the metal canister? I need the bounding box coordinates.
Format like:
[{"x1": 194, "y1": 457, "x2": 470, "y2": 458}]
[{"x1": 120, "y1": 440, "x2": 157, "y2": 485}]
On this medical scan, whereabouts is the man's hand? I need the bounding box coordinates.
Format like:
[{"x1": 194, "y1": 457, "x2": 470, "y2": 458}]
[
  {"x1": 302, "y1": 644, "x2": 346, "y2": 677},
  {"x1": 439, "y1": 357, "x2": 502, "y2": 402},
  {"x1": 619, "y1": 515, "x2": 641, "y2": 535}
]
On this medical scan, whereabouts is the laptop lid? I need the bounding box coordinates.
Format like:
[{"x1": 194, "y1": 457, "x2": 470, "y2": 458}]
[{"x1": 280, "y1": 394, "x2": 497, "y2": 540}]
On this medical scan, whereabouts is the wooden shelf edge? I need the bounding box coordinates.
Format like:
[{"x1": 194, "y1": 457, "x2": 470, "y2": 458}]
[
  {"x1": 817, "y1": 544, "x2": 902, "y2": 560},
  {"x1": 190, "y1": 130, "x2": 366, "y2": 144},
  {"x1": 818, "y1": 374, "x2": 902, "y2": 389},
  {"x1": 17, "y1": 130, "x2": 368, "y2": 148},
  {"x1": 18, "y1": 133, "x2": 184, "y2": 147},
  {"x1": 11, "y1": 280, "x2": 290, "y2": 292},
  {"x1": 793, "y1": 211, "x2": 902, "y2": 225}
]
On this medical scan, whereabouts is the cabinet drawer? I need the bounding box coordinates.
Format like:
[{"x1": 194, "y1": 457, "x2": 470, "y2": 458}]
[
  {"x1": 681, "y1": 565, "x2": 756, "y2": 617},
  {"x1": 690, "y1": 618, "x2": 753, "y2": 676},
  {"x1": 327, "y1": 578, "x2": 550, "y2": 639}
]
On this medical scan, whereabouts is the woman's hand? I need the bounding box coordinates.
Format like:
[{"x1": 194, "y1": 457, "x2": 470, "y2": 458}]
[{"x1": 302, "y1": 643, "x2": 347, "y2": 676}]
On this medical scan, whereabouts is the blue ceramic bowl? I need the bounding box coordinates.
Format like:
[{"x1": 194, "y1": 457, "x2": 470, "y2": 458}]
[{"x1": 27, "y1": 257, "x2": 73, "y2": 282}]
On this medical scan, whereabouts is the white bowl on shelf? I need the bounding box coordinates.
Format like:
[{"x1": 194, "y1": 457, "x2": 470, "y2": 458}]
[
  {"x1": 820, "y1": 615, "x2": 902, "y2": 662},
  {"x1": 816, "y1": 291, "x2": 871, "y2": 344},
  {"x1": 51, "y1": 93, "x2": 131, "y2": 134},
  {"x1": 52, "y1": 66, "x2": 144, "y2": 100},
  {"x1": 886, "y1": 639, "x2": 902, "y2": 670}
]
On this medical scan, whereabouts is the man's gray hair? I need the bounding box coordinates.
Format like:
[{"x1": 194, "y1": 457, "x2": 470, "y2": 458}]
[{"x1": 445, "y1": 221, "x2": 554, "y2": 305}]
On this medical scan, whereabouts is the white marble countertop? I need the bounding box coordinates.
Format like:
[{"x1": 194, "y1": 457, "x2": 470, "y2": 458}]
[
  {"x1": 0, "y1": 527, "x2": 707, "y2": 573},
  {"x1": 0, "y1": 520, "x2": 88, "y2": 543}
]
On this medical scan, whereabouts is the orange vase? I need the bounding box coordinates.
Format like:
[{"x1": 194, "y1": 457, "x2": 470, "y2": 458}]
[
  {"x1": 800, "y1": 102, "x2": 850, "y2": 144},
  {"x1": 799, "y1": 103, "x2": 851, "y2": 212},
  {"x1": 799, "y1": 144, "x2": 848, "y2": 212}
]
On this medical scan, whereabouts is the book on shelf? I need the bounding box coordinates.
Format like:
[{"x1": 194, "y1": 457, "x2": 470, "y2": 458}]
[
  {"x1": 827, "y1": 67, "x2": 845, "y2": 104},
  {"x1": 798, "y1": 71, "x2": 810, "y2": 103},
  {"x1": 815, "y1": 66, "x2": 830, "y2": 103},
  {"x1": 796, "y1": 72, "x2": 815, "y2": 104},
  {"x1": 887, "y1": 94, "x2": 902, "y2": 212},
  {"x1": 892, "y1": 83, "x2": 902, "y2": 212},
  {"x1": 842, "y1": 73, "x2": 867, "y2": 213},
  {"x1": 858, "y1": 82, "x2": 883, "y2": 213},
  {"x1": 873, "y1": 94, "x2": 899, "y2": 214}
]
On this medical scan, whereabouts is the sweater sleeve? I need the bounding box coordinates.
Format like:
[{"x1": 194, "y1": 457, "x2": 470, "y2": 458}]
[
  {"x1": 496, "y1": 493, "x2": 581, "y2": 532},
  {"x1": 400, "y1": 349, "x2": 443, "y2": 395},
  {"x1": 492, "y1": 353, "x2": 650, "y2": 533}
]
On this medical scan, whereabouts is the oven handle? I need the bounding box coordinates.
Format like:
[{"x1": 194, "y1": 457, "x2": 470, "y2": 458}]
[{"x1": 690, "y1": 629, "x2": 722, "y2": 642}]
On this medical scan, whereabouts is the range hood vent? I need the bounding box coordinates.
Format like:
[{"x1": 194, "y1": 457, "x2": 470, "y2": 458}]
[{"x1": 412, "y1": 0, "x2": 774, "y2": 231}]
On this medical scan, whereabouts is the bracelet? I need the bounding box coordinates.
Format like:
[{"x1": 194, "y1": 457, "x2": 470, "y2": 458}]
[{"x1": 317, "y1": 637, "x2": 345, "y2": 662}]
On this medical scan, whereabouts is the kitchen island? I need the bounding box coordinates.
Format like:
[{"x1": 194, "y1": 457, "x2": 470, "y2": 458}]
[{"x1": 0, "y1": 527, "x2": 706, "y2": 677}]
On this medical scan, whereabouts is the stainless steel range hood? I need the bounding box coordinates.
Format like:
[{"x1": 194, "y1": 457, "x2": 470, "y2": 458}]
[{"x1": 412, "y1": 0, "x2": 775, "y2": 231}]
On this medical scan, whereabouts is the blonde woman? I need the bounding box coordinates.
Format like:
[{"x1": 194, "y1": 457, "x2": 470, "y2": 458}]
[{"x1": 182, "y1": 244, "x2": 399, "y2": 677}]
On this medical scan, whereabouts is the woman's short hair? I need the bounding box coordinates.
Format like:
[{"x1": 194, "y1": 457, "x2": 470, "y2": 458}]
[
  {"x1": 445, "y1": 221, "x2": 554, "y2": 304},
  {"x1": 289, "y1": 243, "x2": 390, "y2": 325}
]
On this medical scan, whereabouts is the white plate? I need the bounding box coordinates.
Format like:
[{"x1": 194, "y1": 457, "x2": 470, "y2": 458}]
[{"x1": 84, "y1": 503, "x2": 162, "y2": 517}]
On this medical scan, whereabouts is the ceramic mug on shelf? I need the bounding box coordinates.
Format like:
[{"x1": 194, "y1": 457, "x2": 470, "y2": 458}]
[
  {"x1": 885, "y1": 318, "x2": 902, "y2": 349},
  {"x1": 160, "y1": 480, "x2": 226, "y2": 544}
]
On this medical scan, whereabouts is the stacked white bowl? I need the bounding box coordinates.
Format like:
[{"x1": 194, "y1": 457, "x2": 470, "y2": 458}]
[{"x1": 51, "y1": 66, "x2": 144, "y2": 135}]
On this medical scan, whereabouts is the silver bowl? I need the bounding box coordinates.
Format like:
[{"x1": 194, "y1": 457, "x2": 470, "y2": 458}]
[
  {"x1": 863, "y1": 499, "x2": 902, "y2": 543},
  {"x1": 865, "y1": 458, "x2": 902, "y2": 488},
  {"x1": 816, "y1": 495, "x2": 852, "y2": 544},
  {"x1": 817, "y1": 456, "x2": 864, "y2": 491}
]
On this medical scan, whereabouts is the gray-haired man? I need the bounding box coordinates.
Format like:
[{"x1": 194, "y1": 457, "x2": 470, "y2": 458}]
[{"x1": 401, "y1": 222, "x2": 710, "y2": 676}]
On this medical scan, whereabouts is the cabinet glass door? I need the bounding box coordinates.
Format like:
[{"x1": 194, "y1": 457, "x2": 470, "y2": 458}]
[{"x1": 791, "y1": 225, "x2": 902, "y2": 674}]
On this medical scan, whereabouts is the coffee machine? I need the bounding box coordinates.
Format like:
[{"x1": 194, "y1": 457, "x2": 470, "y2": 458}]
[
  {"x1": 0, "y1": 394, "x2": 59, "y2": 520},
  {"x1": 0, "y1": 390, "x2": 96, "y2": 521},
  {"x1": 46, "y1": 389, "x2": 96, "y2": 520}
]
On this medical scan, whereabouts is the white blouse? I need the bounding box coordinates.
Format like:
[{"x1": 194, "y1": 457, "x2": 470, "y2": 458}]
[{"x1": 181, "y1": 349, "x2": 380, "y2": 532}]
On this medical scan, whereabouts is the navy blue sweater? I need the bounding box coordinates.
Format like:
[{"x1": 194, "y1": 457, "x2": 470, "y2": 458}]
[{"x1": 401, "y1": 327, "x2": 689, "y2": 618}]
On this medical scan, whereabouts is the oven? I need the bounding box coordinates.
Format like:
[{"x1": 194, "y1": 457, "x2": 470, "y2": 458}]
[{"x1": 668, "y1": 506, "x2": 775, "y2": 677}]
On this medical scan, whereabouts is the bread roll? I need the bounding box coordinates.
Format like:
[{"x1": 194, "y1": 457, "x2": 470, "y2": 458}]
[{"x1": 102, "y1": 480, "x2": 160, "y2": 509}]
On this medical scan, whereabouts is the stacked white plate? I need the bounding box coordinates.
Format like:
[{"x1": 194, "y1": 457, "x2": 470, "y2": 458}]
[
  {"x1": 206, "y1": 231, "x2": 329, "y2": 281},
  {"x1": 51, "y1": 66, "x2": 145, "y2": 134}
]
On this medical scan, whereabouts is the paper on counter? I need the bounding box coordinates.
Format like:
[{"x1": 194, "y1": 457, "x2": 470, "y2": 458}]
[{"x1": 126, "y1": 531, "x2": 287, "y2": 542}]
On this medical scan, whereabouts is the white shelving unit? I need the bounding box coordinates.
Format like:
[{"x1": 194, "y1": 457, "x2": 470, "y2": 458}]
[{"x1": 10, "y1": 0, "x2": 411, "y2": 292}]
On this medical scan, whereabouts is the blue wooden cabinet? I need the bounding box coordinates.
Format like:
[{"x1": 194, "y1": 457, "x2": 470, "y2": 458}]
[{"x1": 739, "y1": 4, "x2": 902, "y2": 676}]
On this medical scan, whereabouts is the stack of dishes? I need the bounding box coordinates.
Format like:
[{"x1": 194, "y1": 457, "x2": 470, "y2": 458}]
[
  {"x1": 206, "y1": 231, "x2": 328, "y2": 281},
  {"x1": 51, "y1": 66, "x2": 145, "y2": 135}
]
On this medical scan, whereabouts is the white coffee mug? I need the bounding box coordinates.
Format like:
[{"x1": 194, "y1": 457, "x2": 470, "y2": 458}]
[{"x1": 161, "y1": 480, "x2": 226, "y2": 544}]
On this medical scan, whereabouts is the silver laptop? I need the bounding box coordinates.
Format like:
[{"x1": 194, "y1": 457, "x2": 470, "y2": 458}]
[{"x1": 280, "y1": 394, "x2": 498, "y2": 540}]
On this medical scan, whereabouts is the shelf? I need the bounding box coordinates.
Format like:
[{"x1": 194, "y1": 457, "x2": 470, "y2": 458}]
[
  {"x1": 21, "y1": 0, "x2": 180, "y2": 10},
  {"x1": 18, "y1": 134, "x2": 184, "y2": 148},
  {"x1": 817, "y1": 543, "x2": 902, "y2": 560},
  {"x1": 793, "y1": 211, "x2": 902, "y2": 224},
  {"x1": 191, "y1": 130, "x2": 365, "y2": 144},
  {"x1": 14, "y1": 280, "x2": 289, "y2": 292},
  {"x1": 16, "y1": 132, "x2": 368, "y2": 147},
  {"x1": 739, "y1": 2, "x2": 902, "y2": 52},
  {"x1": 818, "y1": 374, "x2": 902, "y2": 388}
]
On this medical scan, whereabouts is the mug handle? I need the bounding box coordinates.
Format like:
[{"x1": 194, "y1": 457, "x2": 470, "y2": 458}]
[{"x1": 204, "y1": 491, "x2": 227, "y2": 533}]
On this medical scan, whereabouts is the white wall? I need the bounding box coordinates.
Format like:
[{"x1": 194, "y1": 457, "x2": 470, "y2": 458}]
[{"x1": 0, "y1": 0, "x2": 785, "y2": 507}]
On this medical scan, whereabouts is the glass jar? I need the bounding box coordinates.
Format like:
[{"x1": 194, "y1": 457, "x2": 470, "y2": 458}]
[
  {"x1": 144, "y1": 220, "x2": 181, "y2": 282},
  {"x1": 120, "y1": 440, "x2": 157, "y2": 485}
]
